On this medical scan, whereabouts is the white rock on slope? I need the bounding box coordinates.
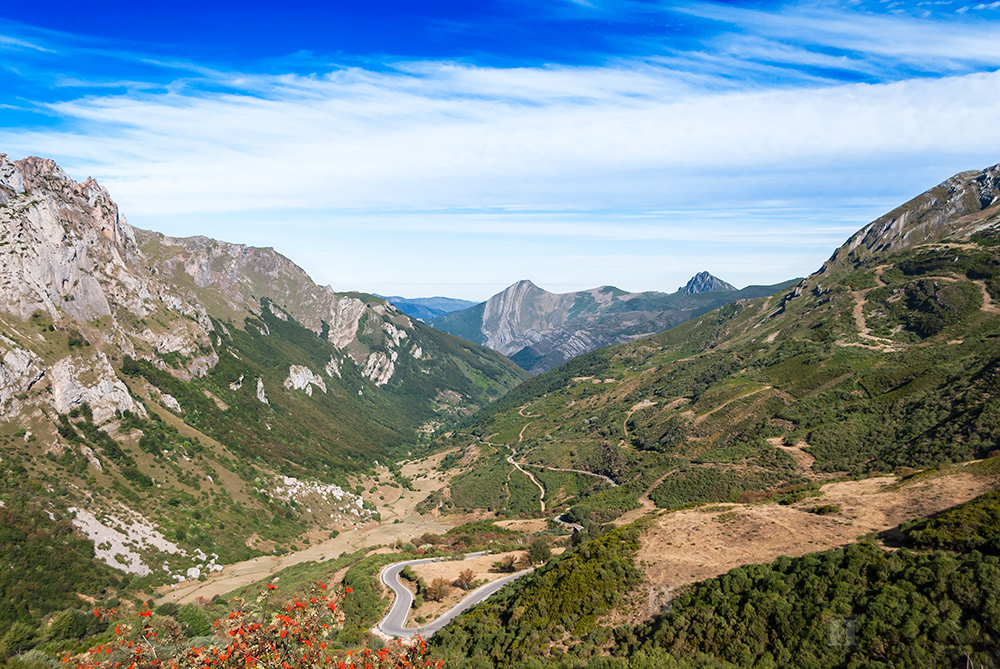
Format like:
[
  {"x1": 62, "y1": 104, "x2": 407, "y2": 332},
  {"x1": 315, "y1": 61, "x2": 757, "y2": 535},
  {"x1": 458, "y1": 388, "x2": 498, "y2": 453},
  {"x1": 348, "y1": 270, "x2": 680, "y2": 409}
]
[
  {"x1": 0, "y1": 340, "x2": 45, "y2": 419},
  {"x1": 256, "y1": 376, "x2": 269, "y2": 404},
  {"x1": 49, "y1": 352, "x2": 143, "y2": 423},
  {"x1": 362, "y1": 350, "x2": 396, "y2": 386},
  {"x1": 283, "y1": 365, "x2": 327, "y2": 396}
]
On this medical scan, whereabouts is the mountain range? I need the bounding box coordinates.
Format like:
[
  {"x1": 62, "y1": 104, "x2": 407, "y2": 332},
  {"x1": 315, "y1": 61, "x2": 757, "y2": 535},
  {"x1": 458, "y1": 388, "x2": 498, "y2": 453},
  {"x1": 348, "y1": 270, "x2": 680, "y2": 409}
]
[
  {"x1": 377, "y1": 295, "x2": 478, "y2": 321},
  {"x1": 436, "y1": 162, "x2": 1000, "y2": 520},
  {"x1": 430, "y1": 272, "x2": 796, "y2": 373}
]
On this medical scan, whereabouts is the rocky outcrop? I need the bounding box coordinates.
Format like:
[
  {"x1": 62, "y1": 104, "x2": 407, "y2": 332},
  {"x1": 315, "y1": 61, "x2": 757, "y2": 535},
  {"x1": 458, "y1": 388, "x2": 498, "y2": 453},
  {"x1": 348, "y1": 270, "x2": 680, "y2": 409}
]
[
  {"x1": 0, "y1": 153, "x2": 216, "y2": 379},
  {"x1": 49, "y1": 352, "x2": 142, "y2": 423},
  {"x1": 363, "y1": 351, "x2": 397, "y2": 386},
  {"x1": 0, "y1": 338, "x2": 45, "y2": 419},
  {"x1": 283, "y1": 365, "x2": 327, "y2": 396},
  {"x1": 158, "y1": 393, "x2": 182, "y2": 413}
]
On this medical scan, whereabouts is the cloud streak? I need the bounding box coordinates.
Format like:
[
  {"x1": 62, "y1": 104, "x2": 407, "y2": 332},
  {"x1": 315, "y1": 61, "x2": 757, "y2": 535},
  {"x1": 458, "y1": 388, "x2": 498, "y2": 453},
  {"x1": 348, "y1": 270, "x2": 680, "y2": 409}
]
[
  {"x1": 1, "y1": 2, "x2": 1000, "y2": 297},
  {"x1": 3, "y1": 62, "x2": 996, "y2": 219}
]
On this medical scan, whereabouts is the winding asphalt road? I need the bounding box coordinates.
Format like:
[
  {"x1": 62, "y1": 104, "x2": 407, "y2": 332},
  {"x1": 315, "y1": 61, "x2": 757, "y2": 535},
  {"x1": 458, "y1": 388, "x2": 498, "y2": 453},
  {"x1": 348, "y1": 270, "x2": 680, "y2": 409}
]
[{"x1": 378, "y1": 553, "x2": 531, "y2": 638}]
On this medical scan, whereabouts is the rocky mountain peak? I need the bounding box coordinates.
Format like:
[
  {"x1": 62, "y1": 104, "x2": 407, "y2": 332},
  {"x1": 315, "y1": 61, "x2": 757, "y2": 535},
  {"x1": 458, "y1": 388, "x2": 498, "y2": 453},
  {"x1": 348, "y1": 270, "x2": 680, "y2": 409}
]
[
  {"x1": 14, "y1": 155, "x2": 72, "y2": 189},
  {"x1": 680, "y1": 271, "x2": 736, "y2": 295},
  {"x1": 829, "y1": 162, "x2": 1000, "y2": 267},
  {"x1": 508, "y1": 279, "x2": 542, "y2": 293}
]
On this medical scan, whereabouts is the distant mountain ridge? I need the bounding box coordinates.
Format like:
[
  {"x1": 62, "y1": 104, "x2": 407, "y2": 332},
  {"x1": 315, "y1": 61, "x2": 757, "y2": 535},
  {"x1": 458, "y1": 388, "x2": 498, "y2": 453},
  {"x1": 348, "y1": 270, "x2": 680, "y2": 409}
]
[
  {"x1": 378, "y1": 295, "x2": 478, "y2": 321},
  {"x1": 431, "y1": 273, "x2": 796, "y2": 373}
]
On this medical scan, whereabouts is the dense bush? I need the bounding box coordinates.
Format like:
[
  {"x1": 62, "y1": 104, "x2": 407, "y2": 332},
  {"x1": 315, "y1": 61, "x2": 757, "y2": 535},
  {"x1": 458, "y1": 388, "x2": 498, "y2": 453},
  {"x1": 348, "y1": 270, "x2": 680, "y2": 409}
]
[{"x1": 902, "y1": 486, "x2": 1000, "y2": 554}]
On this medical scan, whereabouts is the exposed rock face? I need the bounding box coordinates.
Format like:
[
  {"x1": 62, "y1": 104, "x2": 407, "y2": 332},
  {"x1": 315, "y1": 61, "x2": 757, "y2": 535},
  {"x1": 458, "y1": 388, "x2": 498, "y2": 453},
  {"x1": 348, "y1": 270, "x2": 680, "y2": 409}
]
[
  {"x1": 256, "y1": 376, "x2": 269, "y2": 404},
  {"x1": 0, "y1": 338, "x2": 45, "y2": 419},
  {"x1": 363, "y1": 351, "x2": 396, "y2": 386},
  {"x1": 481, "y1": 280, "x2": 561, "y2": 356},
  {"x1": 136, "y1": 233, "x2": 380, "y2": 351},
  {"x1": 159, "y1": 393, "x2": 182, "y2": 413},
  {"x1": 283, "y1": 365, "x2": 327, "y2": 396},
  {"x1": 0, "y1": 153, "x2": 215, "y2": 379},
  {"x1": 679, "y1": 272, "x2": 736, "y2": 295},
  {"x1": 830, "y1": 163, "x2": 1000, "y2": 266},
  {"x1": 49, "y1": 352, "x2": 142, "y2": 423}
]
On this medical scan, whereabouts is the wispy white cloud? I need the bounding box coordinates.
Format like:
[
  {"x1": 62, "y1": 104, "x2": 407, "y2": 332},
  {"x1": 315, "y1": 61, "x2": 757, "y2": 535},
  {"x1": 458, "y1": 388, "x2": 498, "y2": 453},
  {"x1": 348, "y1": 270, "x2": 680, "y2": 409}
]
[
  {"x1": 3, "y1": 62, "x2": 996, "y2": 219},
  {"x1": 0, "y1": 34, "x2": 54, "y2": 52}
]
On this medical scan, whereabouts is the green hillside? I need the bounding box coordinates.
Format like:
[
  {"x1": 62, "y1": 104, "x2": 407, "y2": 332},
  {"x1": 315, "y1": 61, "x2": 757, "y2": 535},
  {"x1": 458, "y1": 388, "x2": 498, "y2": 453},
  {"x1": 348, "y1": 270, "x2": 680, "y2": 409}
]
[{"x1": 436, "y1": 197, "x2": 1000, "y2": 524}]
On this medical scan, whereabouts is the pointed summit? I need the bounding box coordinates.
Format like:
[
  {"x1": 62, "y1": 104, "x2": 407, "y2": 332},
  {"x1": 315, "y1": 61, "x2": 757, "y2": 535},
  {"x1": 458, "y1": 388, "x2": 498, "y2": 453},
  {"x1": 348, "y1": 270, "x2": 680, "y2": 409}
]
[{"x1": 679, "y1": 272, "x2": 736, "y2": 295}]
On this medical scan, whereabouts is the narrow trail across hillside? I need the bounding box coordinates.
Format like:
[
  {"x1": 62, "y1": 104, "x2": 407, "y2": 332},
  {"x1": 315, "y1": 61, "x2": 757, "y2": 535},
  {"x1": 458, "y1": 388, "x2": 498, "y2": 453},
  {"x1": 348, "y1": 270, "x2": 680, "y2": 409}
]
[
  {"x1": 692, "y1": 386, "x2": 772, "y2": 425},
  {"x1": 615, "y1": 470, "x2": 677, "y2": 525},
  {"x1": 517, "y1": 460, "x2": 619, "y2": 487},
  {"x1": 843, "y1": 267, "x2": 1000, "y2": 353},
  {"x1": 621, "y1": 400, "x2": 658, "y2": 448},
  {"x1": 975, "y1": 280, "x2": 1000, "y2": 312},
  {"x1": 506, "y1": 446, "x2": 547, "y2": 512},
  {"x1": 518, "y1": 422, "x2": 531, "y2": 444}
]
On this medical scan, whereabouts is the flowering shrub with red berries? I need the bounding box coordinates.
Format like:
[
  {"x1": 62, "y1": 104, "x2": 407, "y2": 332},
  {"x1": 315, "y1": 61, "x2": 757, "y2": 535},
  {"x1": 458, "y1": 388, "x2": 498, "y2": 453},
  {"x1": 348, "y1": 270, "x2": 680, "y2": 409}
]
[{"x1": 68, "y1": 584, "x2": 437, "y2": 669}]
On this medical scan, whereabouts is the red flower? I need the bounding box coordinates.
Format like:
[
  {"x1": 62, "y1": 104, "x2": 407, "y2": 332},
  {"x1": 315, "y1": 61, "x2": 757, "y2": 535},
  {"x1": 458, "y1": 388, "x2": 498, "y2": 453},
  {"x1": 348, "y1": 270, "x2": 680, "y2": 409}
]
[
  {"x1": 266, "y1": 584, "x2": 277, "y2": 590},
  {"x1": 139, "y1": 610, "x2": 152, "y2": 618},
  {"x1": 94, "y1": 608, "x2": 101, "y2": 618},
  {"x1": 345, "y1": 587, "x2": 353, "y2": 593}
]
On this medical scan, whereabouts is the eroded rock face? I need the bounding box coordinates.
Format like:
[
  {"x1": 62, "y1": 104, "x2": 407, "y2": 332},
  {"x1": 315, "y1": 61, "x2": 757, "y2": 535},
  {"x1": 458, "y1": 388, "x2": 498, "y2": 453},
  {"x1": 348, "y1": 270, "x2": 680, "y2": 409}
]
[
  {"x1": 362, "y1": 351, "x2": 396, "y2": 386},
  {"x1": 0, "y1": 153, "x2": 216, "y2": 378},
  {"x1": 0, "y1": 338, "x2": 45, "y2": 419},
  {"x1": 283, "y1": 365, "x2": 327, "y2": 396},
  {"x1": 49, "y1": 352, "x2": 143, "y2": 423}
]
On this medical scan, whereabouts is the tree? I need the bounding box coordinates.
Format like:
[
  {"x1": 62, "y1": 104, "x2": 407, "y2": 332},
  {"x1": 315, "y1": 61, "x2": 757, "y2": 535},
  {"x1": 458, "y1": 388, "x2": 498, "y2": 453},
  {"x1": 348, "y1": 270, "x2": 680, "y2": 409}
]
[
  {"x1": 426, "y1": 578, "x2": 451, "y2": 602},
  {"x1": 453, "y1": 569, "x2": 476, "y2": 590},
  {"x1": 528, "y1": 538, "x2": 551, "y2": 564},
  {"x1": 0, "y1": 622, "x2": 37, "y2": 658}
]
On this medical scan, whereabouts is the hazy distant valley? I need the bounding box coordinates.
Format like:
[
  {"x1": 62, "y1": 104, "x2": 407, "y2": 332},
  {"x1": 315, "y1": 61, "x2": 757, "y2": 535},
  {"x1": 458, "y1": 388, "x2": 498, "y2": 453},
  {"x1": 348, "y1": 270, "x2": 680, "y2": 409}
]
[{"x1": 4, "y1": 154, "x2": 1000, "y2": 669}]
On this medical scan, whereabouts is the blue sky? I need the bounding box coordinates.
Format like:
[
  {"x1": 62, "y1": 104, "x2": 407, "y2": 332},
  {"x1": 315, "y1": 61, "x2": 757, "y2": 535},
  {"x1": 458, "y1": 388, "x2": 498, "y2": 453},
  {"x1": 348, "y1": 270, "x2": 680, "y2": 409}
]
[{"x1": 3, "y1": 1, "x2": 1000, "y2": 300}]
